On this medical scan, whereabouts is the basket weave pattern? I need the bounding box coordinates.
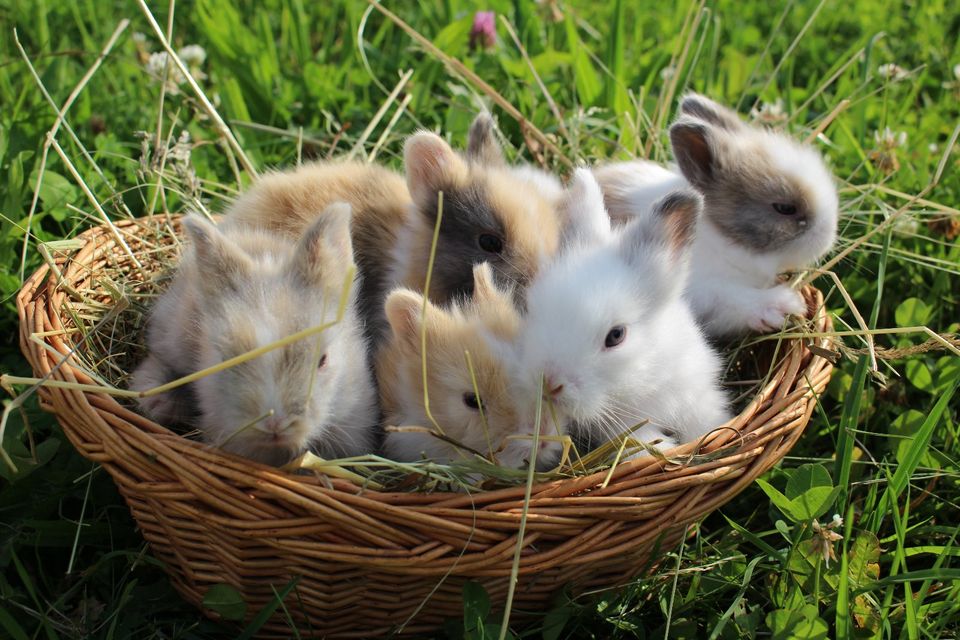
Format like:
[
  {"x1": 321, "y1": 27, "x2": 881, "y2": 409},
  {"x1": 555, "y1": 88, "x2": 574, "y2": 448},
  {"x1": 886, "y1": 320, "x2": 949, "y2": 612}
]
[{"x1": 17, "y1": 217, "x2": 834, "y2": 638}]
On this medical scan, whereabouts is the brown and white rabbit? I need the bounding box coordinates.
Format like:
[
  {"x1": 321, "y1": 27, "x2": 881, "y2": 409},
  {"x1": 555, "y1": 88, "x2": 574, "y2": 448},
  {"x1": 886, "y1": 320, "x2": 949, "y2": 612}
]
[
  {"x1": 131, "y1": 204, "x2": 378, "y2": 466},
  {"x1": 377, "y1": 263, "x2": 566, "y2": 470},
  {"x1": 389, "y1": 114, "x2": 564, "y2": 308},
  {"x1": 593, "y1": 93, "x2": 839, "y2": 336}
]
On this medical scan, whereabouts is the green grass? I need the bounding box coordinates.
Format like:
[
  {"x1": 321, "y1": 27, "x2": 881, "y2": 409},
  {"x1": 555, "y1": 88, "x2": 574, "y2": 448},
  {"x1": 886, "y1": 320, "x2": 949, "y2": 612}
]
[{"x1": 1, "y1": 0, "x2": 958, "y2": 637}]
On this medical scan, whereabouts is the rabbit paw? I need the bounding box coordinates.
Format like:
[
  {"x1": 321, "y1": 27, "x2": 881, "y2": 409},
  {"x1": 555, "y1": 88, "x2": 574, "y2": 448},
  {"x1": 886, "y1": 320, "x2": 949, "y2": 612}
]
[{"x1": 747, "y1": 286, "x2": 806, "y2": 333}]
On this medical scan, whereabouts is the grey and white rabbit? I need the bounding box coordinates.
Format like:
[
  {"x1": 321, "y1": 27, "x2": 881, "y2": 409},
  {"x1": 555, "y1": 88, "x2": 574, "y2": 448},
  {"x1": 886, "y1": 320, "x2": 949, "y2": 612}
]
[
  {"x1": 131, "y1": 204, "x2": 378, "y2": 466},
  {"x1": 516, "y1": 169, "x2": 730, "y2": 453},
  {"x1": 593, "y1": 93, "x2": 839, "y2": 336}
]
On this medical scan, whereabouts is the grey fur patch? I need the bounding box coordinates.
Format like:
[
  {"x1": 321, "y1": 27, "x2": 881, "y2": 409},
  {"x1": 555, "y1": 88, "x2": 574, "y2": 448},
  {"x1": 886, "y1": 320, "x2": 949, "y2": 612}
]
[
  {"x1": 415, "y1": 181, "x2": 527, "y2": 304},
  {"x1": 700, "y1": 147, "x2": 813, "y2": 252}
]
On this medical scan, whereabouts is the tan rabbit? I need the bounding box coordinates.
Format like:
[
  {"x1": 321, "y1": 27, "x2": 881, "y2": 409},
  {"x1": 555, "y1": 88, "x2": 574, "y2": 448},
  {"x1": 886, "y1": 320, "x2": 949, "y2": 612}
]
[{"x1": 377, "y1": 263, "x2": 566, "y2": 469}]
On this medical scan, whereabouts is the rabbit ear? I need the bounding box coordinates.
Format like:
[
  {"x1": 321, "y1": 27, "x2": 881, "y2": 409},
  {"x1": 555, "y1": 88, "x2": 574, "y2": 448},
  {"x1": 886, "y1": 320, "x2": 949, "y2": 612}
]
[
  {"x1": 404, "y1": 132, "x2": 469, "y2": 208},
  {"x1": 670, "y1": 119, "x2": 726, "y2": 191},
  {"x1": 181, "y1": 215, "x2": 253, "y2": 293},
  {"x1": 618, "y1": 188, "x2": 701, "y2": 300},
  {"x1": 288, "y1": 201, "x2": 355, "y2": 291},
  {"x1": 384, "y1": 288, "x2": 439, "y2": 351},
  {"x1": 466, "y1": 112, "x2": 505, "y2": 166},
  {"x1": 471, "y1": 262, "x2": 501, "y2": 304},
  {"x1": 560, "y1": 168, "x2": 611, "y2": 247},
  {"x1": 678, "y1": 93, "x2": 744, "y2": 131}
]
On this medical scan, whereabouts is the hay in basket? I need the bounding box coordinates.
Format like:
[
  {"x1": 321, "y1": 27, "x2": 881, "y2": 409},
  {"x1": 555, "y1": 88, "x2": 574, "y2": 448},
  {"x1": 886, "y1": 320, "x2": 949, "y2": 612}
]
[{"x1": 15, "y1": 213, "x2": 834, "y2": 638}]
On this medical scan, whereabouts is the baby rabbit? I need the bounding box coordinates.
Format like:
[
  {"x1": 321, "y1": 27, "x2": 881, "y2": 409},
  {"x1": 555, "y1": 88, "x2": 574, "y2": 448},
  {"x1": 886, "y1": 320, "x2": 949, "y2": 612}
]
[
  {"x1": 517, "y1": 169, "x2": 730, "y2": 453},
  {"x1": 131, "y1": 204, "x2": 378, "y2": 466},
  {"x1": 390, "y1": 113, "x2": 564, "y2": 308},
  {"x1": 593, "y1": 93, "x2": 839, "y2": 336},
  {"x1": 377, "y1": 263, "x2": 566, "y2": 470}
]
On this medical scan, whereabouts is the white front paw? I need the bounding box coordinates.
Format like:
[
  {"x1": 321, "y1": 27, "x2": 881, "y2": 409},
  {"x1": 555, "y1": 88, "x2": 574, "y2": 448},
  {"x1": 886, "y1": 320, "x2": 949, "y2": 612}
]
[{"x1": 747, "y1": 286, "x2": 806, "y2": 332}]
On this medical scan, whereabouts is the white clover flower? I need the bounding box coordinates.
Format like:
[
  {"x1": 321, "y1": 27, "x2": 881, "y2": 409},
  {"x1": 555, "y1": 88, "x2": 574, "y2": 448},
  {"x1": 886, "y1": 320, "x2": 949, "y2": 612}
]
[
  {"x1": 928, "y1": 142, "x2": 939, "y2": 154},
  {"x1": 659, "y1": 65, "x2": 676, "y2": 81},
  {"x1": 874, "y1": 126, "x2": 907, "y2": 149},
  {"x1": 877, "y1": 63, "x2": 908, "y2": 82},
  {"x1": 178, "y1": 44, "x2": 207, "y2": 66},
  {"x1": 132, "y1": 32, "x2": 147, "y2": 46},
  {"x1": 954, "y1": 63, "x2": 960, "y2": 81},
  {"x1": 145, "y1": 51, "x2": 187, "y2": 93},
  {"x1": 812, "y1": 516, "x2": 844, "y2": 567},
  {"x1": 750, "y1": 98, "x2": 786, "y2": 125}
]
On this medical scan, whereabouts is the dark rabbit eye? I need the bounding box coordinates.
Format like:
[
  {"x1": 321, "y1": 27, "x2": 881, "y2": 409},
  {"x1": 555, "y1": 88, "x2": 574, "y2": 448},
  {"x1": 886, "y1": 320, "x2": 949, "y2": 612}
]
[
  {"x1": 477, "y1": 233, "x2": 504, "y2": 254},
  {"x1": 604, "y1": 325, "x2": 627, "y2": 349},
  {"x1": 772, "y1": 202, "x2": 798, "y2": 215},
  {"x1": 462, "y1": 392, "x2": 481, "y2": 410},
  {"x1": 318, "y1": 354, "x2": 328, "y2": 369}
]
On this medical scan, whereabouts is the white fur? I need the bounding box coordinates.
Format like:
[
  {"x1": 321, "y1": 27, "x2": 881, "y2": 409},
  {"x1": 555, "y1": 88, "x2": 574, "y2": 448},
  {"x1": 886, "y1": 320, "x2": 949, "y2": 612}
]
[{"x1": 517, "y1": 171, "x2": 730, "y2": 454}]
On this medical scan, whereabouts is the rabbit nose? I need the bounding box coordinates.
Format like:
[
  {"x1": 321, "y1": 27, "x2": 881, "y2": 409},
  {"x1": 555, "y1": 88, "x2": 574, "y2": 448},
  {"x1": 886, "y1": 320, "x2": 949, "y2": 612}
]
[
  {"x1": 264, "y1": 414, "x2": 285, "y2": 433},
  {"x1": 544, "y1": 376, "x2": 564, "y2": 397}
]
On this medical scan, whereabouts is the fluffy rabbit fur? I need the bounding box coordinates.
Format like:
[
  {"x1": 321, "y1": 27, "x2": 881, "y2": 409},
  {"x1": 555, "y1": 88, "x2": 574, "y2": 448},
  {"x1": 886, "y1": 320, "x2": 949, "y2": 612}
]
[
  {"x1": 224, "y1": 114, "x2": 563, "y2": 345},
  {"x1": 217, "y1": 160, "x2": 411, "y2": 345},
  {"x1": 593, "y1": 93, "x2": 838, "y2": 336},
  {"x1": 377, "y1": 263, "x2": 566, "y2": 470},
  {"x1": 517, "y1": 169, "x2": 730, "y2": 452},
  {"x1": 131, "y1": 205, "x2": 378, "y2": 466},
  {"x1": 390, "y1": 114, "x2": 564, "y2": 308}
]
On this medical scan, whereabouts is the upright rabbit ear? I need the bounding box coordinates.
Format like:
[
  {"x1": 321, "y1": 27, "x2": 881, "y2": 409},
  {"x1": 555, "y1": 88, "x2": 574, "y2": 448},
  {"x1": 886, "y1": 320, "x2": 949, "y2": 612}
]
[
  {"x1": 404, "y1": 132, "x2": 470, "y2": 208},
  {"x1": 560, "y1": 168, "x2": 611, "y2": 247},
  {"x1": 466, "y1": 112, "x2": 505, "y2": 166},
  {"x1": 670, "y1": 118, "x2": 728, "y2": 191},
  {"x1": 384, "y1": 288, "x2": 438, "y2": 351},
  {"x1": 181, "y1": 215, "x2": 253, "y2": 293},
  {"x1": 618, "y1": 188, "x2": 702, "y2": 300},
  {"x1": 471, "y1": 262, "x2": 500, "y2": 304},
  {"x1": 678, "y1": 93, "x2": 744, "y2": 131},
  {"x1": 288, "y1": 202, "x2": 354, "y2": 291}
]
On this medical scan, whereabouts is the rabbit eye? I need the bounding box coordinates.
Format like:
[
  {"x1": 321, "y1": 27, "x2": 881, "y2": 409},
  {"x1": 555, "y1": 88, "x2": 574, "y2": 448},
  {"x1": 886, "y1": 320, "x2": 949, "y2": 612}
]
[
  {"x1": 604, "y1": 325, "x2": 627, "y2": 349},
  {"x1": 318, "y1": 354, "x2": 328, "y2": 369},
  {"x1": 462, "y1": 392, "x2": 481, "y2": 410},
  {"x1": 772, "y1": 202, "x2": 798, "y2": 216},
  {"x1": 477, "y1": 233, "x2": 504, "y2": 254}
]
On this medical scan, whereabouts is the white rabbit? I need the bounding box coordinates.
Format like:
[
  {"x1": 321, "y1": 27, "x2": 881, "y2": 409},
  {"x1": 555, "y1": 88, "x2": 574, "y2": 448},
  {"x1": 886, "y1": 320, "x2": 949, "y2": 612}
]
[
  {"x1": 131, "y1": 204, "x2": 378, "y2": 466},
  {"x1": 593, "y1": 93, "x2": 838, "y2": 336},
  {"x1": 516, "y1": 169, "x2": 731, "y2": 453},
  {"x1": 377, "y1": 263, "x2": 566, "y2": 470}
]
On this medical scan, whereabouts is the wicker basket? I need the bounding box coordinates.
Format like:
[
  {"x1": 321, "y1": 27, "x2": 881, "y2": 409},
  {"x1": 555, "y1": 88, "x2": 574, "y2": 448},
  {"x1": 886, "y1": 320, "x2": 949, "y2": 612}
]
[{"x1": 16, "y1": 215, "x2": 834, "y2": 638}]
